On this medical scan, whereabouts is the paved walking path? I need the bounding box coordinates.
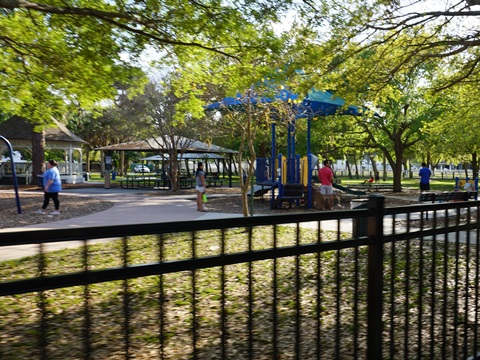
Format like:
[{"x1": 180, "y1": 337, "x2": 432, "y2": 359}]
[{"x1": 0, "y1": 187, "x2": 242, "y2": 261}]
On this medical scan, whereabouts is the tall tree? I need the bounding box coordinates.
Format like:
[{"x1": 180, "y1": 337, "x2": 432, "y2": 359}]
[
  {"x1": 294, "y1": 0, "x2": 480, "y2": 92},
  {"x1": 1, "y1": 0, "x2": 290, "y2": 182}
]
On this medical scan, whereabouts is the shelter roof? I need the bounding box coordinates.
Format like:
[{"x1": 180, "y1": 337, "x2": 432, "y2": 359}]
[
  {"x1": 95, "y1": 136, "x2": 237, "y2": 154},
  {"x1": 0, "y1": 116, "x2": 87, "y2": 145},
  {"x1": 141, "y1": 153, "x2": 224, "y2": 161}
]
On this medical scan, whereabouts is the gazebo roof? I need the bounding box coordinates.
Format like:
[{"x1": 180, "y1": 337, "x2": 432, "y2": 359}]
[
  {"x1": 0, "y1": 116, "x2": 87, "y2": 148},
  {"x1": 95, "y1": 136, "x2": 237, "y2": 154}
]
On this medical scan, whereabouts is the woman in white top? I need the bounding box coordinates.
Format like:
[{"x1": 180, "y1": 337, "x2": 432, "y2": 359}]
[{"x1": 195, "y1": 162, "x2": 207, "y2": 211}]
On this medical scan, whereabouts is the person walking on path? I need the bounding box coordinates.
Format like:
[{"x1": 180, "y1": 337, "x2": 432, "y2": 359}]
[
  {"x1": 35, "y1": 159, "x2": 62, "y2": 215},
  {"x1": 419, "y1": 162, "x2": 432, "y2": 192},
  {"x1": 318, "y1": 159, "x2": 334, "y2": 210},
  {"x1": 195, "y1": 162, "x2": 207, "y2": 212}
]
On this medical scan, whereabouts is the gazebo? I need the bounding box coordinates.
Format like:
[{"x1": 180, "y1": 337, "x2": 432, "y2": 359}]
[
  {"x1": 95, "y1": 136, "x2": 238, "y2": 186},
  {"x1": 0, "y1": 116, "x2": 88, "y2": 184}
]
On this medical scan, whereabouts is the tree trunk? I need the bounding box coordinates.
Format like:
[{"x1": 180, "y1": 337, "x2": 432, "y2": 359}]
[
  {"x1": 393, "y1": 160, "x2": 403, "y2": 192},
  {"x1": 120, "y1": 151, "x2": 125, "y2": 176},
  {"x1": 346, "y1": 157, "x2": 352, "y2": 178},
  {"x1": 31, "y1": 129, "x2": 45, "y2": 185},
  {"x1": 368, "y1": 154, "x2": 378, "y2": 178},
  {"x1": 259, "y1": 142, "x2": 267, "y2": 158},
  {"x1": 383, "y1": 155, "x2": 387, "y2": 181},
  {"x1": 472, "y1": 152, "x2": 479, "y2": 179},
  {"x1": 353, "y1": 154, "x2": 359, "y2": 179}
]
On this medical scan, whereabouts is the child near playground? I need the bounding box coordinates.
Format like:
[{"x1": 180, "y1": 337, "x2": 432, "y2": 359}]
[
  {"x1": 363, "y1": 176, "x2": 374, "y2": 185},
  {"x1": 318, "y1": 159, "x2": 334, "y2": 210}
]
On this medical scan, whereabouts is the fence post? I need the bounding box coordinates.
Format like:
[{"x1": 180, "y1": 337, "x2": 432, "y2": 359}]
[{"x1": 367, "y1": 194, "x2": 385, "y2": 359}]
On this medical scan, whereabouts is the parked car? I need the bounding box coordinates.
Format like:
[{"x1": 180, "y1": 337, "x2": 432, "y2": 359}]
[{"x1": 133, "y1": 164, "x2": 150, "y2": 173}]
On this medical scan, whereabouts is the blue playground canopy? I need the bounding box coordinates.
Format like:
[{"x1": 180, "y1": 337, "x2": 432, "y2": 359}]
[
  {"x1": 296, "y1": 89, "x2": 361, "y2": 118},
  {"x1": 205, "y1": 88, "x2": 362, "y2": 118},
  {"x1": 205, "y1": 88, "x2": 364, "y2": 210}
]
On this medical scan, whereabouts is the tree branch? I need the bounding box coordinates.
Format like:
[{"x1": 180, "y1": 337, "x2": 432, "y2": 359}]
[{"x1": 0, "y1": 0, "x2": 239, "y2": 59}]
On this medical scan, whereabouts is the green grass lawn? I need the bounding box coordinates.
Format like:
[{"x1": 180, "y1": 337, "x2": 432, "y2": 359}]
[
  {"x1": 337, "y1": 175, "x2": 460, "y2": 192},
  {"x1": 0, "y1": 223, "x2": 473, "y2": 359},
  {"x1": 87, "y1": 171, "x2": 466, "y2": 193}
]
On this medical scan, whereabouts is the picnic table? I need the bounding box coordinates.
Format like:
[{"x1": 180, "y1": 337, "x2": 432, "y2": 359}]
[
  {"x1": 120, "y1": 176, "x2": 170, "y2": 189},
  {"x1": 419, "y1": 191, "x2": 478, "y2": 203},
  {"x1": 206, "y1": 176, "x2": 223, "y2": 187},
  {"x1": 179, "y1": 176, "x2": 195, "y2": 189}
]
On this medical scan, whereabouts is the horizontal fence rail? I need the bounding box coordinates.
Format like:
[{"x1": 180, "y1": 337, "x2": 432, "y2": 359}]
[{"x1": 1, "y1": 196, "x2": 480, "y2": 359}]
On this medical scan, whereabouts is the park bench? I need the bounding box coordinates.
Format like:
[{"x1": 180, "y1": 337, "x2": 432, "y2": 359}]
[
  {"x1": 419, "y1": 191, "x2": 478, "y2": 203},
  {"x1": 372, "y1": 184, "x2": 395, "y2": 192}
]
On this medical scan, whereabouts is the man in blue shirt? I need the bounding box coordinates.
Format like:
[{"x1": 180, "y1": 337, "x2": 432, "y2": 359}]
[{"x1": 419, "y1": 162, "x2": 432, "y2": 192}]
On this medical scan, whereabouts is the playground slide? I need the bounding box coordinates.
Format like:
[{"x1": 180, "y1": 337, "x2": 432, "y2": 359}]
[
  {"x1": 332, "y1": 183, "x2": 367, "y2": 196},
  {"x1": 248, "y1": 184, "x2": 278, "y2": 197}
]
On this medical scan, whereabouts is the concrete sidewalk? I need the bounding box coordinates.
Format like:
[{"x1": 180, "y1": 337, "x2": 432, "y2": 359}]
[
  {"x1": 0, "y1": 188, "x2": 242, "y2": 261},
  {"x1": 1, "y1": 187, "x2": 241, "y2": 233}
]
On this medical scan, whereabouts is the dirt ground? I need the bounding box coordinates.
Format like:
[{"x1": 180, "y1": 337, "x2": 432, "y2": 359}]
[{"x1": 0, "y1": 183, "x2": 417, "y2": 229}]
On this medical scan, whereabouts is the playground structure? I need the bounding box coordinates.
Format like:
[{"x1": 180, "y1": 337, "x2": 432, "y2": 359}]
[
  {"x1": 455, "y1": 177, "x2": 478, "y2": 197},
  {"x1": 253, "y1": 92, "x2": 364, "y2": 209},
  {"x1": 207, "y1": 87, "x2": 365, "y2": 209}
]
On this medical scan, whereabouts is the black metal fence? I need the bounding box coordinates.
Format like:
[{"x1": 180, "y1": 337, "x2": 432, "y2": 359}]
[{"x1": 1, "y1": 195, "x2": 480, "y2": 359}]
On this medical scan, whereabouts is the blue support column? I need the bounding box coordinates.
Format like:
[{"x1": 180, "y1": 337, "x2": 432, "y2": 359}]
[
  {"x1": 307, "y1": 117, "x2": 312, "y2": 208},
  {"x1": 271, "y1": 123, "x2": 276, "y2": 205}
]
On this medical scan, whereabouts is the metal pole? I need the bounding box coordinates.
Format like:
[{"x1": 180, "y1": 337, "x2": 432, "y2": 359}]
[
  {"x1": 0, "y1": 136, "x2": 22, "y2": 214},
  {"x1": 307, "y1": 117, "x2": 312, "y2": 208},
  {"x1": 367, "y1": 194, "x2": 385, "y2": 359}
]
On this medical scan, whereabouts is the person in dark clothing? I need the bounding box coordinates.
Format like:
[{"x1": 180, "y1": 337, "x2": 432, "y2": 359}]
[{"x1": 419, "y1": 162, "x2": 432, "y2": 191}]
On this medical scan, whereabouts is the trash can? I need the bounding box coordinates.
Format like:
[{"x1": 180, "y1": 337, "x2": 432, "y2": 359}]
[
  {"x1": 104, "y1": 171, "x2": 111, "y2": 189},
  {"x1": 37, "y1": 175, "x2": 44, "y2": 188},
  {"x1": 83, "y1": 172, "x2": 90, "y2": 181},
  {"x1": 351, "y1": 199, "x2": 368, "y2": 238},
  {"x1": 111, "y1": 171, "x2": 117, "y2": 180}
]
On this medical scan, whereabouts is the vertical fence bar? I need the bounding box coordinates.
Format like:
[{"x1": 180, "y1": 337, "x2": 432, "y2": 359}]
[
  {"x1": 430, "y1": 212, "x2": 438, "y2": 356},
  {"x1": 453, "y1": 209, "x2": 461, "y2": 359},
  {"x1": 295, "y1": 223, "x2": 301, "y2": 359},
  {"x1": 247, "y1": 226, "x2": 253, "y2": 360},
  {"x1": 404, "y1": 213, "x2": 411, "y2": 359},
  {"x1": 353, "y1": 240, "x2": 359, "y2": 359},
  {"x1": 316, "y1": 221, "x2": 322, "y2": 360},
  {"x1": 122, "y1": 236, "x2": 131, "y2": 359},
  {"x1": 38, "y1": 243, "x2": 48, "y2": 360},
  {"x1": 335, "y1": 220, "x2": 341, "y2": 359},
  {"x1": 464, "y1": 207, "x2": 472, "y2": 358},
  {"x1": 191, "y1": 231, "x2": 198, "y2": 360},
  {"x1": 367, "y1": 194, "x2": 385, "y2": 360},
  {"x1": 389, "y1": 214, "x2": 396, "y2": 359},
  {"x1": 221, "y1": 229, "x2": 227, "y2": 359},
  {"x1": 273, "y1": 225, "x2": 278, "y2": 360},
  {"x1": 475, "y1": 209, "x2": 480, "y2": 358},
  {"x1": 442, "y1": 209, "x2": 449, "y2": 358},
  {"x1": 82, "y1": 240, "x2": 92, "y2": 358},
  {"x1": 158, "y1": 233, "x2": 165, "y2": 359},
  {"x1": 417, "y1": 212, "x2": 425, "y2": 359}
]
